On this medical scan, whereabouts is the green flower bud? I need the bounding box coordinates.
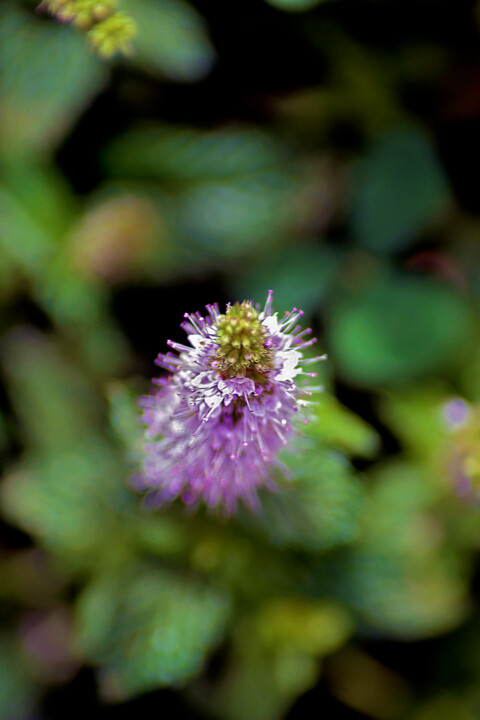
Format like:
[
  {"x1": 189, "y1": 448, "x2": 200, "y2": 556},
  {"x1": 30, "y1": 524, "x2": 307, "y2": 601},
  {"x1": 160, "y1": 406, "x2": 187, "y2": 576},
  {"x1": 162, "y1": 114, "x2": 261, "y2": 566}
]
[{"x1": 215, "y1": 302, "x2": 274, "y2": 381}]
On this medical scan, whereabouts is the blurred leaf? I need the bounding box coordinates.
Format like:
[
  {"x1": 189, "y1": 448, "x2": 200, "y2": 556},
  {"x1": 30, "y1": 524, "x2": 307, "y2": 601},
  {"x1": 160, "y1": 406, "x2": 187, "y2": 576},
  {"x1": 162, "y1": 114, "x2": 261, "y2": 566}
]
[
  {"x1": 327, "y1": 647, "x2": 411, "y2": 720},
  {"x1": 351, "y1": 125, "x2": 450, "y2": 253},
  {"x1": 189, "y1": 528, "x2": 301, "y2": 603},
  {"x1": 328, "y1": 267, "x2": 474, "y2": 386},
  {"x1": 104, "y1": 125, "x2": 286, "y2": 180},
  {"x1": 246, "y1": 444, "x2": 364, "y2": 552},
  {"x1": 0, "y1": 6, "x2": 106, "y2": 156},
  {"x1": 177, "y1": 174, "x2": 294, "y2": 255},
  {"x1": 205, "y1": 600, "x2": 350, "y2": 720},
  {"x1": 0, "y1": 331, "x2": 130, "y2": 560},
  {"x1": 0, "y1": 178, "x2": 127, "y2": 375},
  {"x1": 1, "y1": 328, "x2": 104, "y2": 450},
  {"x1": 334, "y1": 464, "x2": 469, "y2": 638},
  {"x1": 38, "y1": 263, "x2": 130, "y2": 376},
  {"x1": 1, "y1": 159, "x2": 75, "y2": 239},
  {"x1": 307, "y1": 394, "x2": 380, "y2": 458},
  {"x1": 107, "y1": 381, "x2": 144, "y2": 462},
  {"x1": 0, "y1": 184, "x2": 55, "y2": 274},
  {"x1": 122, "y1": 0, "x2": 215, "y2": 81},
  {"x1": 0, "y1": 549, "x2": 66, "y2": 607},
  {"x1": 232, "y1": 244, "x2": 341, "y2": 316},
  {"x1": 411, "y1": 694, "x2": 476, "y2": 720},
  {"x1": 131, "y1": 514, "x2": 188, "y2": 557},
  {"x1": 265, "y1": 0, "x2": 328, "y2": 10},
  {"x1": 331, "y1": 39, "x2": 402, "y2": 136},
  {"x1": 281, "y1": 32, "x2": 402, "y2": 141},
  {"x1": 380, "y1": 387, "x2": 450, "y2": 463},
  {"x1": 0, "y1": 410, "x2": 9, "y2": 457},
  {"x1": 0, "y1": 637, "x2": 37, "y2": 720},
  {"x1": 2, "y1": 443, "x2": 128, "y2": 559},
  {"x1": 104, "y1": 124, "x2": 296, "y2": 257},
  {"x1": 209, "y1": 620, "x2": 319, "y2": 720},
  {"x1": 75, "y1": 565, "x2": 230, "y2": 696},
  {"x1": 0, "y1": 248, "x2": 20, "y2": 301},
  {"x1": 256, "y1": 598, "x2": 353, "y2": 656}
]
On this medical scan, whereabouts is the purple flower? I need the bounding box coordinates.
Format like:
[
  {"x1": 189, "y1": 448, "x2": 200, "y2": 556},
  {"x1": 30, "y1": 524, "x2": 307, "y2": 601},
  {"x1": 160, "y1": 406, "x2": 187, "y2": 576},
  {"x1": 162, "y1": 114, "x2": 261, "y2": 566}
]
[{"x1": 137, "y1": 291, "x2": 324, "y2": 514}]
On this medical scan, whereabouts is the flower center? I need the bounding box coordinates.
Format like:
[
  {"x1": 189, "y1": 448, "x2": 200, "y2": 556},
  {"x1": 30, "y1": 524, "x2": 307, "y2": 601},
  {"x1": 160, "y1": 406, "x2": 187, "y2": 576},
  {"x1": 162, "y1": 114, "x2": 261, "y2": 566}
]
[{"x1": 215, "y1": 302, "x2": 274, "y2": 381}]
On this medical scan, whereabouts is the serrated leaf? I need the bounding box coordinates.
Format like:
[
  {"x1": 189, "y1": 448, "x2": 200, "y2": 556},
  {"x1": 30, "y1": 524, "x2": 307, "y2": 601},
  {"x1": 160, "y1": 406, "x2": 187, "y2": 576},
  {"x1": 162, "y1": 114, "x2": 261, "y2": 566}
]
[
  {"x1": 104, "y1": 125, "x2": 285, "y2": 180},
  {"x1": 248, "y1": 445, "x2": 364, "y2": 552},
  {"x1": 75, "y1": 566, "x2": 230, "y2": 696},
  {"x1": 1, "y1": 442, "x2": 128, "y2": 559}
]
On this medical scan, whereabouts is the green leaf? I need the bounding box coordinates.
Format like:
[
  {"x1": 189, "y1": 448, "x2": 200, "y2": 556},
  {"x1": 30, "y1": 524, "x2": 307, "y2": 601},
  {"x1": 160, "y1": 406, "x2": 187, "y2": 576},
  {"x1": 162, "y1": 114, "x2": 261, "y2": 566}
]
[
  {"x1": 0, "y1": 332, "x2": 129, "y2": 558},
  {"x1": 203, "y1": 599, "x2": 351, "y2": 720},
  {"x1": 104, "y1": 125, "x2": 285, "y2": 181},
  {"x1": 334, "y1": 465, "x2": 468, "y2": 638},
  {"x1": 256, "y1": 598, "x2": 353, "y2": 657},
  {"x1": 351, "y1": 125, "x2": 450, "y2": 253},
  {"x1": 0, "y1": 6, "x2": 106, "y2": 156},
  {"x1": 232, "y1": 244, "x2": 341, "y2": 316},
  {"x1": 1, "y1": 329, "x2": 104, "y2": 451},
  {"x1": 1, "y1": 442, "x2": 128, "y2": 559},
  {"x1": 328, "y1": 267, "x2": 474, "y2": 386},
  {"x1": 247, "y1": 445, "x2": 364, "y2": 552},
  {"x1": 103, "y1": 124, "x2": 296, "y2": 257},
  {"x1": 75, "y1": 566, "x2": 230, "y2": 696},
  {"x1": 307, "y1": 394, "x2": 380, "y2": 458},
  {"x1": 37, "y1": 263, "x2": 130, "y2": 376},
  {"x1": 122, "y1": 0, "x2": 215, "y2": 81},
  {"x1": 1, "y1": 159, "x2": 76, "y2": 239},
  {"x1": 0, "y1": 179, "x2": 128, "y2": 376},
  {"x1": 107, "y1": 380, "x2": 145, "y2": 462},
  {"x1": 0, "y1": 637, "x2": 37, "y2": 720},
  {"x1": 207, "y1": 615, "x2": 319, "y2": 720},
  {"x1": 177, "y1": 173, "x2": 295, "y2": 255},
  {"x1": 380, "y1": 387, "x2": 451, "y2": 463},
  {"x1": 0, "y1": 184, "x2": 55, "y2": 275}
]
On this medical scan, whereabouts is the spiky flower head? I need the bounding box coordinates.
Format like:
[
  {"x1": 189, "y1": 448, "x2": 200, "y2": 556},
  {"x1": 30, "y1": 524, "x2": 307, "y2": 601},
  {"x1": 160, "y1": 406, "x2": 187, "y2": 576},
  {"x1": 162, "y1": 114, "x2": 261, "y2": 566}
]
[{"x1": 137, "y1": 291, "x2": 324, "y2": 514}]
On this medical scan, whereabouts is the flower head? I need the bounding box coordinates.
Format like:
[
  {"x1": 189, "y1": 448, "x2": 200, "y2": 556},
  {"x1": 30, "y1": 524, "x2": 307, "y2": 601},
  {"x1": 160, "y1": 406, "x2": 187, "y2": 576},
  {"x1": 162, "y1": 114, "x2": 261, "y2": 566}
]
[
  {"x1": 443, "y1": 398, "x2": 480, "y2": 502},
  {"x1": 137, "y1": 291, "x2": 324, "y2": 514}
]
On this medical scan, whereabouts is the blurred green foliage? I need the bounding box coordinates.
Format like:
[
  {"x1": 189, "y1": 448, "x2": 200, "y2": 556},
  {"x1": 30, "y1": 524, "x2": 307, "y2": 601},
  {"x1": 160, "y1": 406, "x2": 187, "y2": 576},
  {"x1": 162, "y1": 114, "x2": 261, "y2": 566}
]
[{"x1": 1, "y1": 1, "x2": 480, "y2": 719}]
